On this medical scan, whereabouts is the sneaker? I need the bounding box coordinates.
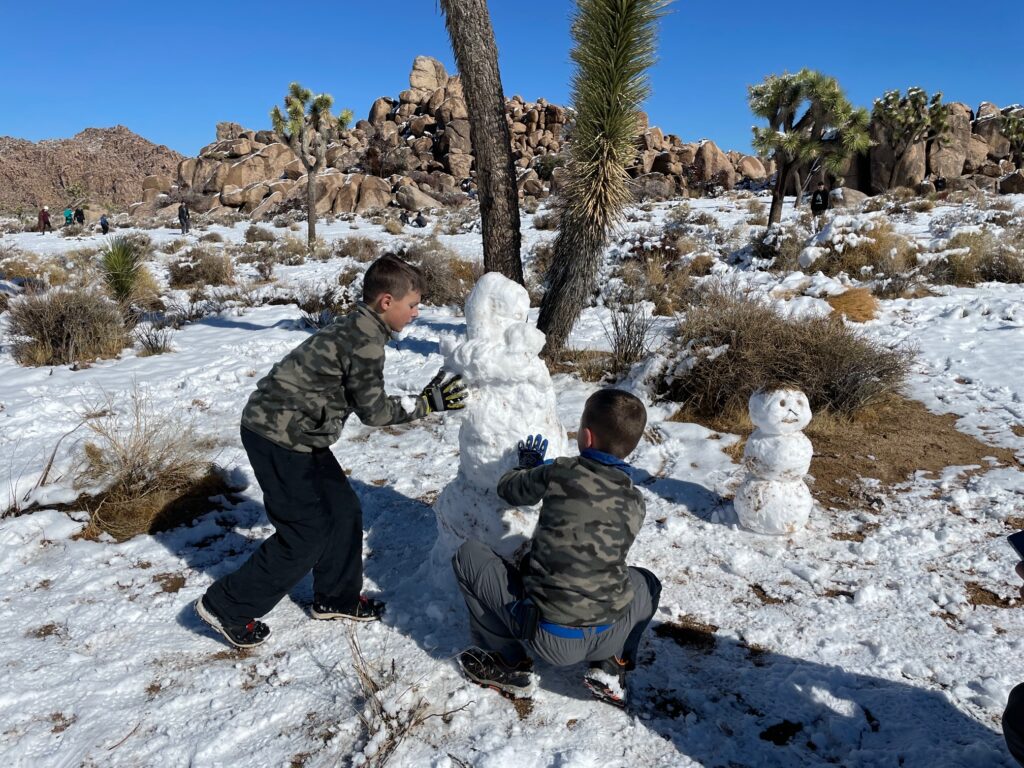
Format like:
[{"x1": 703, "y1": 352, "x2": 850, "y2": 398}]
[
  {"x1": 194, "y1": 597, "x2": 271, "y2": 648},
  {"x1": 458, "y1": 648, "x2": 534, "y2": 699},
  {"x1": 311, "y1": 594, "x2": 385, "y2": 622},
  {"x1": 583, "y1": 657, "x2": 628, "y2": 708}
]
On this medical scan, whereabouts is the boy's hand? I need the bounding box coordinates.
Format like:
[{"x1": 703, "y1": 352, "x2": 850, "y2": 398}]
[
  {"x1": 420, "y1": 369, "x2": 468, "y2": 413},
  {"x1": 517, "y1": 434, "x2": 548, "y2": 469}
]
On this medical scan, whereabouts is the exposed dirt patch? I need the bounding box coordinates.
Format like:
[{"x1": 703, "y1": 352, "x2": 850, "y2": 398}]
[
  {"x1": 682, "y1": 395, "x2": 1020, "y2": 510},
  {"x1": 830, "y1": 522, "x2": 880, "y2": 542},
  {"x1": 29, "y1": 623, "x2": 63, "y2": 639},
  {"x1": 966, "y1": 582, "x2": 1016, "y2": 609},
  {"x1": 750, "y1": 584, "x2": 785, "y2": 605},
  {"x1": 742, "y1": 643, "x2": 772, "y2": 667},
  {"x1": 154, "y1": 573, "x2": 186, "y2": 593},
  {"x1": 546, "y1": 349, "x2": 610, "y2": 382},
  {"x1": 759, "y1": 719, "x2": 803, "y2": 746},
  {"x1": 50, "y1": 712, "x2": 76, "y2": 734},
  {"x1": 822, "y1": 587, "x2": 855, "y2": 601},
  {"x1": 1006, "y1": 516, "x2": 1024, "y2": 530},
  {"x1": 145, "y1": 680, "x2": 162, "y2": 697},
  {"x1": 1012, "y1": 425, "x2": 1024, "y2": 438},
  {"x1": 512, "y1": 697, "x2": 534, "y2": 720},
  {"x1": 654, "y1": 615, "x2": 718, "y2": 653}
]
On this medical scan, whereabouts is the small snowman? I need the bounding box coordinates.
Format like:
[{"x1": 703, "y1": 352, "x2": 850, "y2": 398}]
[{"x1": 733, "y1": 389, "x2": 814, "y2": 535}]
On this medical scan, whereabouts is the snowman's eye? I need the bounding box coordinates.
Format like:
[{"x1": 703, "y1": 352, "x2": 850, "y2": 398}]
[{"x1": 779, "y1": 399, "x2": 787, "y2": 407}]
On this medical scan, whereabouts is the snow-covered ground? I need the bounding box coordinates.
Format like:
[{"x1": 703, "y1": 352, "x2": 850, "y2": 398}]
[{"x1": 2, "y1": 194, "x2": 1024, "y2": 767}]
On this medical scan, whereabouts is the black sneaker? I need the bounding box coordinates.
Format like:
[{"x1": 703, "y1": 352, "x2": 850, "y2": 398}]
[
  {"x1": 194, "y1": 597, "x2": 271, "y2": 648},
  {"x1": 311, "y1": 594, "x2": 385, "y2": 622},
  {"x1": 583, "y1": 657, "x2": 628, "y2": 708},
  {"x1": 458, "y1": 648, "x2": 534, "y2": 699}
]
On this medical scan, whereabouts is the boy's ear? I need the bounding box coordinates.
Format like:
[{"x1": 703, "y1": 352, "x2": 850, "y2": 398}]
[
  {"x1": 376, "y1": 292, "x2": 393, "y2": 311},
  {"x1": 578, "y1": 427, "x2": 594, "y2": 450}
]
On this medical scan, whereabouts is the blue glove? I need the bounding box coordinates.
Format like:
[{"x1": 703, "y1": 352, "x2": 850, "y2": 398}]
[{"x1": 517, "y1": 434, "x2": 548, "y2": 469}]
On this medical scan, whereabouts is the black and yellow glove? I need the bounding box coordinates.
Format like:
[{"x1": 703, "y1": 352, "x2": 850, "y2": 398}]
[{"x1": 420, "y1": 369, "x2": 468, "y2": 413}]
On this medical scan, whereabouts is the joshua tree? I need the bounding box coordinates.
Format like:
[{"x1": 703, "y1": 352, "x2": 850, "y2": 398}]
[
  {"x1": 872, "y1": 87, "x2": 949, "y2": 190},
  {"x1": 537, "y1": 0, "x2": 668, "y2": 356},
  {"x1": 750, "y1": 69, "x2": 871, "y2": 225},
  {"x1": 439, "y1": 0, "x2": 524, "y2": 284},
  {"x1": 271, "y1": 83, "x2": 353, "y2": 250},
  {"x1": 1004, "y1": 110, "x2": 1024, "y2": 168}
]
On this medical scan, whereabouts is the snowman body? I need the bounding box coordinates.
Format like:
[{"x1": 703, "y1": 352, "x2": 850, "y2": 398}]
[
  {"x1": 734, "y1": 389, "x2": 814, "y2": 535},
  {"x1": 431, "y1": 273, "x2": 567, "y2": 574}
]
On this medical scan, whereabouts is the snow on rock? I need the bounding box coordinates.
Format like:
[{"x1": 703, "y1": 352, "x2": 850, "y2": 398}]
[
  {"x1": 431, "y1": 272, "x2": 567, "y2": 574},
  {"x1": 734, "y1": 389, "x2": 815, "y2": 535}
]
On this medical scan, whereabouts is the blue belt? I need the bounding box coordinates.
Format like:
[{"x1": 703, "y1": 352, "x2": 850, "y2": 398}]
[{"x1": 538, "y1": 620, "x2": 614, "y2": 639}]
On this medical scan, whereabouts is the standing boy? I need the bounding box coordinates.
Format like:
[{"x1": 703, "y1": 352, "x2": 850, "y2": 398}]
[
  {"x1": 197, "y1": 255, "x2": 468, "y2": 647},
  {"x1": 810, "y1": 181, "x2": 831, "y2": 232},
  {"x1": 452, "y1": 389, "x2": 661, "y2": 707},
  {"x1": 178, "y1": 202, "x2": 190, "y2": 234}
]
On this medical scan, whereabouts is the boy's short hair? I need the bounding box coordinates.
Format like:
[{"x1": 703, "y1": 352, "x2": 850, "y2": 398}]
[
  {"x1": 580, "y1": 389, "x2": 647, "y2": 459},
  {"x1": 362, "y1": 254, "x2": 424, "y2": 303}
]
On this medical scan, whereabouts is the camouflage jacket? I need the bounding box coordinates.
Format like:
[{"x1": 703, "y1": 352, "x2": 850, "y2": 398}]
[
  {"x1": 241, "y1": 303, "x2": 428, "y2": 451},
  {"x1": 497, "y1": 455, "x2": 646, "y2": 626}
]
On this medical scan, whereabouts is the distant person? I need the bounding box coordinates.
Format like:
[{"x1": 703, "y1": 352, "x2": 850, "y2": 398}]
[
  {"x1": 74, "y1": 207, "x2": 85, "y2": 225},
  {"x1": 934, "y1": 176, "x2": 947, "y2": 193},
  {"x1": 1003, "y1": 561, "x2": 1024, "y2": 765},
  {"x1": 99, "y1": 214, "x2": 110, "y2": 235},
  {"x1": 63, "y1": 206, "x2": 74, "y2": 227},
  {"x1": 178, "y1": 202, "x2": 191, "y2": 234},
  {"x1": 810, "y1": 181, "x2": 831, "y2": 232},
  {"x1": 38, "y1": 206, "x2": 53, "y2": 234},
  {"x1": 413, "y1": 211, "x2": 428, "y2": 228}
]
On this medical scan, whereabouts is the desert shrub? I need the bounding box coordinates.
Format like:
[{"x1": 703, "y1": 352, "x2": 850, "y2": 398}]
[
  {"x1": 254, "y1": 260, "x2": 274, "y2": 282},
  {"x1": 244, "y1": 225, "x2": 276, "y2": 244},
  {"x1": 74, "y1": 388, "x2": 218, "y2": 541},
  {"x1": 118, "y1": 232, "x2": 154, "y2": 257},
  {"x1": 687, "y1": 210, "x2": 718, "y2": 227},
  {"x1": 532, "y1": 210, "x2": 561, "y2": 231},
  {"x1": 404, "y1": 237, "x2": 481, "y2": 307},
  {"x1": 0, "y1": 292, "x2": 8, "y2": 313},
  {"x1": 535, "y1": 152, "x2": 566, "y2": 181},
  {"x1": 161, "y1": 238, "x2": 188, "y2": 255},
  {"x1": 383, "y1": 218, "x2": 404, "y2": 235},
  {"x1": 134, "y1": 322, "x2": 174, "y2": 356},
  {"x1": 908, "y1": 199, "x2": 936, "y2": 213},
  {"x1": 59, "y1": 223, "x2": 87, "y2": 238},
  {"x1": 617, "y1": 249, "x2": 694, "y2": 316},
  {"x1": 826, "y1": 287, "x2": 879, "y2": 322},
  {"x1": 6, "y1": 289, "x2": 127, "y2": 366},
  {"x1": 606, "y1": 298, "x2": 654, "y2": 373},
  {"x1": 198, "y1": 231, "x2": 225, "y2": 244},
  {"x1": 0, "y1": 247, "x2": 70, "y2": 287},
  {"x1": 266, "y1": 237, "x2": 309, "y2": 266},
  {"x1": 752, "y1": 221, "x2": 812, "y2": 272},
  {"x1": 168, "y1": 247, "x2": 235, "y2": 288},
  {"x1": 930, "y1": 230, "x2": 1024, "y2": 285},
  {"x1": 335, "y1": 236, "x2": 380, "y2": 263},
  {"x1": 658, "y1": 285, "x2": 913, "y2": 417},
  {"x1": 295, "y1": 282, "x2": 358, "y2": 328},
  {"x1": 664, "y1": 202, "x2": 691, "y2": 226},
  {"x1": 805, "y1": 218, "x2": 916, "y2": 278}
]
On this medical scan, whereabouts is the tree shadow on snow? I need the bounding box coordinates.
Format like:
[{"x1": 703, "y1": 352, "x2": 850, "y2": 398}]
[{"x1": 625, "y1": 627, "x2": 1012, "y2": 767}]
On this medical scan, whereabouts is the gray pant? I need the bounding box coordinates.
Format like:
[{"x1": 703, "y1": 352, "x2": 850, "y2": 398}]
[{"x1": 452, "y1": 539, "x2": 661, "y2": 667}]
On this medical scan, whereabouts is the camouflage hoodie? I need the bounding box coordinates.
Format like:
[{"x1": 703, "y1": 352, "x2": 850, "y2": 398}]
[
  {"x1": 241, "y1": 303, "x2": 428, "y2": 451},
  {"x1": 497, "y1": 455, "x2": 646, "y2": 626}
]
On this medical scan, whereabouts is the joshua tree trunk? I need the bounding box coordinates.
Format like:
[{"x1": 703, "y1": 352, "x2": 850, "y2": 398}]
[
  {"x1": 440, "y1": 0, "x2": 524, "y2": 285},
  {"x1": 768, "y1": 163, "x2": 792, "y2": 225},
  {"x1": 306, "y1": 173, "x2": 317, "y2": 246}
]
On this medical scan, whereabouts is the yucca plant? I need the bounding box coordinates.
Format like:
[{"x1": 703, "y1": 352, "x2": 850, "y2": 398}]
[
  {"x1": 749, "y1": 69, "x2": 871, "y2": 225},
  {"x1": 100, "y1": 235, "x2": 145, "y2": 306},
  {"x1": 537, "y1": 0, "x2": 669, "y2": 356},
  {"x1": 271, "y1": 82, "x2": 353, "y2": 250}
]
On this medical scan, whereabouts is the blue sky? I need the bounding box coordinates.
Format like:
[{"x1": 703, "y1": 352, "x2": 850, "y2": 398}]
[{"x1": 2, "y1": 0, "x2": 1021, "y2": 156}]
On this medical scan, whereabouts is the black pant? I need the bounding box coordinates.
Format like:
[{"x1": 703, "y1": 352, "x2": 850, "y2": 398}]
[
  {"x1": 1005, "y1": 683, "x2": 1024, "y2": 765},
  {"x1": 180, "y1": 218, "x2": 190, "y2": 234},
  {"x1": 203, "y1": 427, "x2": 364, "y2": 626},
  {"x1": 101, "y1": 223, "x2": 109, "y2": 234}
]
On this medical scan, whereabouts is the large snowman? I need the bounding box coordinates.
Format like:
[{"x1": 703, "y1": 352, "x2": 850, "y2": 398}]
[
  {"x1": 733, "y1": 389, "x2": 814, "y2": 535},
  {"x1": 431, "y1": 272, "x2": 567, "y2": 574}
]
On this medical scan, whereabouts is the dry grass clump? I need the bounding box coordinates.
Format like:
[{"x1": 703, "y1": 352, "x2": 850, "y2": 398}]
[
  {"x1": 5, "y1": 289, "x2": 127, "y2": 366},
  {"x1": 296, "y1": 282, "x2": 358, "y2": 328},
  {"x1": 383, "y1": 218, "x2": 404, "y2": 235},
  {"x1": 547, "y1": 348, "x2": 611, "y2": 382},
  {"x1": 244, "y1": 225, "x2": 276, "y2": 244},
  {"x1": 134, "y1": 322, "x2": 174, "y2": 356},
  {"x1": 606, "y1": 299, "x2": 655, "y2": 373},
  {"x1": 168, "y1": 247, "x2": 235, "y2": 289},
  {"x1": 335, "y1": 236, "x2": 381, "y2": 263},
  {"x1": 617, "y1": 249, "x2": 695, "y2": 316},
  {"x1": 815, "y1": 219, "x2": 917, "y2": 278},
  {"x1": 404, "y1": 237, "x2": 482, "y2": 307},
  {"x1": 74, "y1": 388, "x2": 222, "y2": 541},
  {"x1": 163, "y1": 238, "x2": 189, "y2": 254},
  {"x1": 0, "y1": 249, "x2": 70, "y2": 287},
  {"x1": 0, "y1": 292, "x2": 9, "y2": 313},
  {"x1": 199, "y1": 231, "x2": 226, "y2": 243},
  {"x1": 753, "y1": 221, "x2": 812, "y2": 273},
  {"x1": 929, "y1": 230, "x2": 1024, "y2": 286},
  {"x1": 59, "y1": 223, "x2": 87, "y2": 238},
  {"x1": 532, "y1": 209, "x2": 561, "y2": 231},
  {"x1": 659, "y1": 285, "x2": 913, "y2": 418},
  {"x1": 826, "y1": 288, "x2": 879, "y2": 322}
]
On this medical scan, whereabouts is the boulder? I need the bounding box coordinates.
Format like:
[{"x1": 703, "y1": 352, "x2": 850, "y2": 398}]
[
  {"x1": 945, "y1": 175, "x2": 979, "y2": 193},
  {"x1": 1000, "y1": 170, "x2": 1024, "y2": 194},
  {"x1": 835, "y1": 188, "x2": 869, "y2": 208},
  {"x1": 408, "y1": 115, "x2": 437, "y2": 137},
  {"x1": 223, "y1": 143, "x2": 294, "y2": 189},
  {"x1": 965, "y1": 136, "x2": 992, "y2": 172},
  {"x1": 928, "y1": 102, "x2": 972, "y2": 179},
  {"x1": 250, "y1": 191, "x2": 284, "y2": 221},
  {"x1": 395, "y1": 184, "x2": 442, "y2": 211},
  {"x1": 283, "y1": 159, "x2": 305, "y2": 180},
  {"x1": 869, "y1": 120, "x2": 926, "y2": 192},
  {"x1": 651, "y1": 152, "x2": 682, "y2": 177},
  {"x1": 399, "y1": 88, "x2": 432, "y2": 106},
  {"x1": 216, "y1": 122, "x2": 245, "y2": 141},
  {"x1": 642, "y1": 127, "x2": 665, "y2": 152},
  {"x1": 356, "y1": 175, "x2": 392, "y2": 212},
  {"x1": 142, "y1": 174, "x2": 172, "y2": 193},
  {"x1": 973, "y1": 116, "x2": 1011, "y2": 160},
  {"x1": 969, "y1": 174, "x2": 999, "y2": 193},
  {"x1": 177, "y1": 158, "x2": 199, "y2": 188},
  {"x1": 447, "y1": 153, "x2": 474, "y2": 179},
  {"x1": 190, "y1": 192, "x2": 222, "y2": 214},
  {"x1": 195, "y1": 159, "x2": 230, "y2": 193},
  {"x1": 436, "y1": 96, "x2": 469, "y2": 125},
  {"x1": 141, "y1": 188, "x2": 162, "y2": 203},
  {"x1": 977, "y1": 102, "x2": 1001, "y2": 120},
  {"x1": 409, "y1": 56, "x2": 448, "y2": 92},
  {"x1": 549, "y1": 166, "x2": 569, "y2": 195},
  {"x1": 737, "y1": 156, "x2": 768, "y2": 181},
  {"x1": 444, "y1": 119, "x2": 473, "y2": 155},
  {"x1": 221, "y1": 182, "x2": 269, "y2": 210},
  {"x1": 331, "y1": 174, "x2": 363, "y2": 214},
  {"x1": 368, "y1": 97, "x2": 394, "y2": 125},
  {"x1": 632, "y1": 172, "x2": 675, "y2": 201},
  {"x1": 694, "y1": 141, "x2": 737, "y2": 189}
]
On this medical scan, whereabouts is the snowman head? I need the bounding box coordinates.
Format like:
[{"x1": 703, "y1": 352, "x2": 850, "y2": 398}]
[
  {"x1": 748, "y1": 389, "x2": 812, "y2": 434},
  {"x1": 464, "y1": 272, "x2": 530, "y2": 342}
]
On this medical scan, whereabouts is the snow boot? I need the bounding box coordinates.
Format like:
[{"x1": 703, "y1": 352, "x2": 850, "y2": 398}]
[
  {"x1": 311, "y1": 594, "x2": 385, "y2": 622},
  {"x1": 194, "y1": 597, "x2": 270, "y2": 648},
  {"x1": 458, "y1": 648, "x2": 534, "y2": 699},
  {"x1": 583, "y1": 656, "x2": 628, "y2": 708}
]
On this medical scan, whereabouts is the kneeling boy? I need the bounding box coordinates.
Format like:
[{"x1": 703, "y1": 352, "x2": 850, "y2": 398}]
[{"x1": 452, "y1": 389, "x2": 661, "y2": 706}]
